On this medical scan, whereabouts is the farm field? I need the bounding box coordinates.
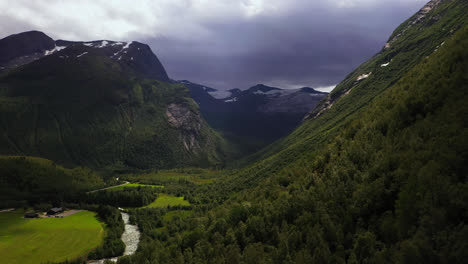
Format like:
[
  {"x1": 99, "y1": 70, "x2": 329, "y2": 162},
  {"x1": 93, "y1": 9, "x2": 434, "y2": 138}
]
[
  {"x1": 144, "y1": 194, "x2": 191, "y2": 208},
  {"x1": 0, "y1": 210, "x2": 104, "y2": 264}
]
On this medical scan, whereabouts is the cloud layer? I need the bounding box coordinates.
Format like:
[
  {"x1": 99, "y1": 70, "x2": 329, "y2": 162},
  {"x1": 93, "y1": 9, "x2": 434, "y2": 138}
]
[{"x1": 0, "y1": 0, "x2": 427, "y2": 89}]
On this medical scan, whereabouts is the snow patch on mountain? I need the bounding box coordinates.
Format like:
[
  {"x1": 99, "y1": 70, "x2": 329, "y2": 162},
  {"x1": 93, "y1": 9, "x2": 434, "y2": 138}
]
[
  {"x1": 357, "y1": 72, "x2": 372, "y2": 81},
  {"x1": 224, "y1": 97, "x2": 238, "y2": 103},
  {"x1": 122, "y1": 42, "x2": 132, "y2": 49},
  {"x1": 77, "y1": 52, "x2": 88, "y2": 58},
  {"x1": 44, "y1": 45, "x2": 67, "y2": 56},
  {"x1": 97, "y1": 40, "x2": 109, "y2": 48},
  {"x1": 208, "y1": 90, "x2": 232, "y2": 99},
  {"x1": 112, "y1": 41, "x2": 133, "y2": 59},
  {"x1": 253, "y1": 89, "x2": 301, "y2": 97}
]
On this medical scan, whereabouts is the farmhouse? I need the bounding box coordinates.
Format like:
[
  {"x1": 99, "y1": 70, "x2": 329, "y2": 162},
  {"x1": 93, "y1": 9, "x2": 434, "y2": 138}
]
[
  {"x1": 24, "y1": 212, "x2": 38, "y2": 218},
  {"x1": 47, "y1": 207, "x2": 64, "y2": 215}
]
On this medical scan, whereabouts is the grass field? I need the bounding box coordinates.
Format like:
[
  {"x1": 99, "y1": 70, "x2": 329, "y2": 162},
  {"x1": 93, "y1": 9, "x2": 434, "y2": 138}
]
[
  {"x1": 163, "y1": 210, "x2": 193, "y2": 222},
  {"x1": 107, "y1": 183, "x2": 164, "y2": 191},
  {"x1": 144, "y1": 194, "x2": 191, "y2": 208},
  {"x1": 123, "y1": 168, "x2": 220, "y2": 186},
  {"x1": 0, "y1": 210, "x2": 104, "y2": 264}
]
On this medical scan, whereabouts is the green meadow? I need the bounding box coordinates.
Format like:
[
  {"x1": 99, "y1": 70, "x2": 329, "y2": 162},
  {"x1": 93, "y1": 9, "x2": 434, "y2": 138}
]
[
  {"x1": 123, "y1": 168, "x2": 219, "y2": 186},
  {"x1": 0, "y1": 210, "x2": 104, "y2": 264},
  {"x1": 107, "y1": 183, "x2": 164, "y2": 191},
  {"x1": 163, "y1": 210, "x2": 193, "y2": 222},
  {"x1": 144, "y1": 194, "x2": 191, "y2": 208}
]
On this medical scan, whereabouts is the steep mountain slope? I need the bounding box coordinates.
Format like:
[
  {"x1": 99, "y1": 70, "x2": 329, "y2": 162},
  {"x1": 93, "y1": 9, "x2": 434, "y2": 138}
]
[
  {"x1": 181, "y1": 81, "x2": 328, "y2": 154},
  {"x1": 241, "y1": 0, "x2": 468, "y2": 166},
  {"x1": 0, "y1": 32, "x2": 225, "y2": 169},
  {"x1": 54, "y1": 39, "x2": 170, "y2": 81},
  {"x1": 123, "y1": 1, "x2": 468, "y2": 263},
  {"x1": 0, "y1": 156, "x2": 105, "y2": 208},
  {"x1": 0, "y1": 31, "x2": 55, "y2": 72}
]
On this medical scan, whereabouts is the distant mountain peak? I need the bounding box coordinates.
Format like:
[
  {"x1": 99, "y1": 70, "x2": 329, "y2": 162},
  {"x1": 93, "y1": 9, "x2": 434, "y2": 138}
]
[
  {"x1": 53, "y1": 39, "x2": 169, "y2": 81},
  {"x1": 0, "y1": 31, "x2": 169, "y2": 81},
  {"x1": 0, "y1": 30, "x2": 55, "y2": 67},
  {"x1": 299, "y1": 87, "x2": 327, "y2": 94},
  {"x1": 248, "y1": 84, "x2": 281, "y2": 92}
]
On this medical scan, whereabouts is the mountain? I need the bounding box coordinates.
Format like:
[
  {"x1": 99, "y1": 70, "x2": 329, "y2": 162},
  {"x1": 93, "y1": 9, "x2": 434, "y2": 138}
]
[
  {"x1": 179, "y1": 81, "x2": 328, "y2": 154},
  {"x1": 0, "y1": 156, "x2": 105, "y2": 208},
  {"x1": 0, "y1": 31, "x2": 226, "y2": 169},
  {"x1": 0, "y1": 31, "x2": 169, "y2": 82},
  {"x1": 243, "y1": 0, "x2": 468, "y2": 165},
  {"x1": 0, "y1": 30, "x2": 55, "y2": 71},
  {"x1": 54, "y1": 39, "x2": 169, "y2": 81},
  {"x1": 122, "y1": 1, "x2": 468, "y2": 263},
  {"x1": 230, "y1": 84, "x2": 328, "y2": 114}
]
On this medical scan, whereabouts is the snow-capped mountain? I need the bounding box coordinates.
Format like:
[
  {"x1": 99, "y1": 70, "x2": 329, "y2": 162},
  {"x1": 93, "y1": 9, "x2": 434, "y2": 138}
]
[
  {"x1": 179, "y1": 81, "x2": 328, "y2": 153},
  {"x1": 0, "y1": 31, "x2": 169, "y2": 81},
  {"x1": 0, "y1": 31, "x2": 224, "y2": 169}
]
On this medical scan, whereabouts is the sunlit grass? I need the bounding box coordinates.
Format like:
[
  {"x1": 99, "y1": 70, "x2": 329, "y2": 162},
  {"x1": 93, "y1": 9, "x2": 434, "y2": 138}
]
[
  {"x1": 0, "y1": 210, "x2": 103, "y2": 264},
  {"x1": 107, "y1": 183, "x2": 163, "y2": 191},
  {"x1": 144, "y1": 194, "x2": 190, "y2": 208}
]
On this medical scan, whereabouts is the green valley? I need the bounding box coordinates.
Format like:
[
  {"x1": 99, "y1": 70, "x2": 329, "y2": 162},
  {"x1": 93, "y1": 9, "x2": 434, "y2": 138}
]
[
  {"x1": 0, "y1": 0, "x2": 467, "y2": 263},
  {"x1": 0, "y1": 42, "x2": 228, "y2": 170},
  {"x1": 0, "y1": 210, "x2": 103, "y2": 264}
]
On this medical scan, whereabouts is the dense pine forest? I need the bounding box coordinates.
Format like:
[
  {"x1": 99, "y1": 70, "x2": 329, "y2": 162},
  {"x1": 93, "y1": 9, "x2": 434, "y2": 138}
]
[{"x1": 115, "y1": 21, "x2": 468, "y2": 264}]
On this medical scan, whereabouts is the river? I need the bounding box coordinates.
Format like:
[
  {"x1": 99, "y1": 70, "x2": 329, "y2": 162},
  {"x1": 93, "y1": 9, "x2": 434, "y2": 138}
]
[{"x1": 88, "y1": 211, "x2": 140, "y2": 263}]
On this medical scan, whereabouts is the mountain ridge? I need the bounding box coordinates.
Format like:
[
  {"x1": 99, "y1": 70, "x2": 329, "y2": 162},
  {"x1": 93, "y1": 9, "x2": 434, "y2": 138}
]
[
  {"x1": 0, "y1": 31, "x2": 226, "y2": 169},
  {"x1": 113, "y1": 1, "x2": 468, "y2": 263},
  {"x1": 240, "y1": 0, "x2": 468, "y2": 166},
  {"x1": 0, "y1": 31, "x2": 169, "y2": 82},
  {"x1": 180, "y1": 80, "x2": 328, "y2": 154}
]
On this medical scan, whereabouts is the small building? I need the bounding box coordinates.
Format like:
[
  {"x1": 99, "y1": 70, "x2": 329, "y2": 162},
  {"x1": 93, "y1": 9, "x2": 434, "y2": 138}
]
[
  {"x1": 24, "y1": 212, "x2": 38, "y2": 218},
  {"x1": 47, "y1": 207, "x2": 64, "y2": 215}
]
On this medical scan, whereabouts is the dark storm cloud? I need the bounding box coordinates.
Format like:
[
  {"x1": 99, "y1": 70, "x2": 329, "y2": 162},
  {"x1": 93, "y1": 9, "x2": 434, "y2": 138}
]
[
  {"x1": 144, "y1": 0, "x2": 427, "y2": 90},
  {"x1": 0, "y1": 0, "x2": 428, "y2": 90}
]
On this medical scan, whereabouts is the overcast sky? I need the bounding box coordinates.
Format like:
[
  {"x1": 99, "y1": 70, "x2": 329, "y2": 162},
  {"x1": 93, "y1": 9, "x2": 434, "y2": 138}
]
[{"x1": 0, "y1": 0, "x2": 427, "y2": 91}]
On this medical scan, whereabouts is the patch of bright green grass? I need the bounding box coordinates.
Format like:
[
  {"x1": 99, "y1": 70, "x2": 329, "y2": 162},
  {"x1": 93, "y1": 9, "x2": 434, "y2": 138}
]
[
  {"x1": 123, "y1": 169, "x2": 219, "y2": 186},
  {"x1": 144, "y1": 194, "x2": 190, "y2": 208},
  {"x1": 0, "y1": 210, "x2": 104, "y2": 264},
  {"x1": 189, "y1": 177, "x2": 215, "y2": 185},
  {"x1": 163, "y1": 210, "x2": 193, "y2": 222},
  {"x1": 107, "y1": 183, "x2": 164, "y2": 191}
]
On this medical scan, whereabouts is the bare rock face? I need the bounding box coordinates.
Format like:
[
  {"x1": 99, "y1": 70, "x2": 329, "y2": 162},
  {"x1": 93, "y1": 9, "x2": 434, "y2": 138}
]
[
  {"x1": 384, "y1": 0, "x2": 445, "y2": 49},
  {"x1": 411, "y1": 0, "x2": 444, "y2": 25},
  {"x1": 165, "y1": 103, "x2": 203, "y2": 152}
]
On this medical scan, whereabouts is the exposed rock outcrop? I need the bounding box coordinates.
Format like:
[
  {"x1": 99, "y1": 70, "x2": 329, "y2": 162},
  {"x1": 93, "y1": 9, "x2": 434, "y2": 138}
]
[
  {"x1": 166, "y1": 103, "x2": 203, "y2": 152},
  {"x1": 384, "y1": 0, "x2": 445, "y2": 49}
]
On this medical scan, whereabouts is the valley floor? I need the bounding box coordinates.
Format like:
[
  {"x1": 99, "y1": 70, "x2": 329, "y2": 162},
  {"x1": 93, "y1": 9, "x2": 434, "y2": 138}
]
[{"x1": 0, "y1": 210, "x2": 103, "y2": 264}]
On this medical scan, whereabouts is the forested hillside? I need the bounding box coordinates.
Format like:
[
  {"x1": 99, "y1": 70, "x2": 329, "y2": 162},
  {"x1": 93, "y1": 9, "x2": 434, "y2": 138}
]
[
  {"x1": 240, "y1": 0, "x2": 468, "y2": 168},
  {"x1": 0, "y1": 156, "x2": 105, "y2": 208},
  {"x1": 1, "y1": 1, "x2": 467, "y2": 264},
  {"x1": 0, "y1": 35, "x2": 227, "y2": 169},
  {"x1": 118, "y1": 1, "x2": 468, "y2": 263}
]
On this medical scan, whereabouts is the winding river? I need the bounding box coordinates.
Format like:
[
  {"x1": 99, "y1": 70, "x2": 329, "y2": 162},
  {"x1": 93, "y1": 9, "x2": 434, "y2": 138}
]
[{"x1": 89, "y1": 212, "x2": 140, "y2": 263}]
